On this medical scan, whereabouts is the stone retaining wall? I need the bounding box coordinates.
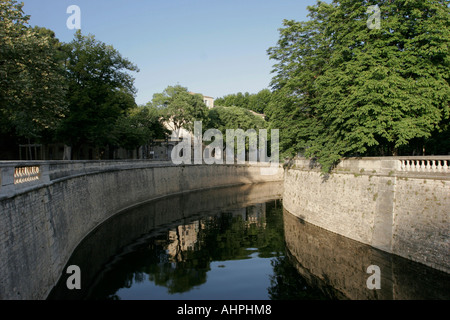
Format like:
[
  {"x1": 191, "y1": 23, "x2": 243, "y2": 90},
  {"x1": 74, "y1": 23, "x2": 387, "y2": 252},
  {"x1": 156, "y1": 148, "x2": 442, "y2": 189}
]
[
  {"x1": 0, "y1": 161, "x2": 283, "y2": 300},
  {"x1": 283, "y1": 157, "x2": 450, "y2": 273}
]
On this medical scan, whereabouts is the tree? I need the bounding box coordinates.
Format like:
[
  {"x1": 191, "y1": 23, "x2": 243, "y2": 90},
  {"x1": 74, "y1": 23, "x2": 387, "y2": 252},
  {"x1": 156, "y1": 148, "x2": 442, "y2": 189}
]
[
  {"x1": 150, "y1": 85, "x2": 209, "y2": 137},
  {"x1": 0, "y1": 0, "x2": 67, "y2": 144},
  {"x1": 58, "y1": 30, "x2": 139, "y2": 158},
  {"x1": 207, "y1": 106, "x2": 267, "y2": 132},
  {"x1": 268, "y1": 0, "x2": 450, "y2": 171},
  {"x1": 207, "y1": 106, "x2": 268, "y2": 158},
  {"x1": 247, "y1": 89, "x2": 272, "y2": 114},
  {"x1": 112, "y1": 105, "x2": 169, "y2": 151},
  {"x1": 215, "y1": 92, "x2": 250, "y2": 109},
  {"x1": 215, "y1": 89, "x2": 272, "y2": 114},
  {"x1": 266, "y1": 1, "x2": 333, "y2": 160}
]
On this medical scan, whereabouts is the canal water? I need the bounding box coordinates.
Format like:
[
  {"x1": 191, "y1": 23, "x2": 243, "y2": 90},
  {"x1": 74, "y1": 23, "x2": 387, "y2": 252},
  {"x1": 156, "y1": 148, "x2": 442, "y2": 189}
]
[{"x1": 48, "y1": 182, "x2": 449, "y2": 300}]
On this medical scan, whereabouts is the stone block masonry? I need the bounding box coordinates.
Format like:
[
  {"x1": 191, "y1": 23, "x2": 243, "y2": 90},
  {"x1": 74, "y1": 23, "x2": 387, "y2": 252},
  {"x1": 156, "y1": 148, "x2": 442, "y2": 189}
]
[
  {"x1": 1, "y1": 156, "x2": 448, "y2": 300},
  {"x1": 283, "y1": 157, "x2": 450, "y2": 274},
  {"x1": 0, "y1": 161, "x2": 283, "y2": 300}
]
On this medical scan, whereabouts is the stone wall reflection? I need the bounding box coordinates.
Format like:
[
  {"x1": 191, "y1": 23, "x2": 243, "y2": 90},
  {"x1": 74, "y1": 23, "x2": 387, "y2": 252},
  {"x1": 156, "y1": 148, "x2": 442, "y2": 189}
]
[
  {"x1": 283, "y1": 208, "x2": 450, "y2": 300},
  {"x1": 48, "y1": 181, "x2": 282, "y2": 299}
]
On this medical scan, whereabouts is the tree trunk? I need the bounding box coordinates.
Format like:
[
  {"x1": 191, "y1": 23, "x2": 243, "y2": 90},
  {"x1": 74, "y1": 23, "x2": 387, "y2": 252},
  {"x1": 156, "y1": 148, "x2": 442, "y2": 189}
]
[{"x1": 28, "y1": 138, "x2": 33, "y2": 160}]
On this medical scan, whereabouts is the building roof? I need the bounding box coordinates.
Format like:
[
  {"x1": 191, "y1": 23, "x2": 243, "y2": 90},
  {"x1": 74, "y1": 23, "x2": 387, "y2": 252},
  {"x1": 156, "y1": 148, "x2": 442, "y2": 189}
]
[{"x1": 189, "y1": 92, "x2": 215, "y2": 100}]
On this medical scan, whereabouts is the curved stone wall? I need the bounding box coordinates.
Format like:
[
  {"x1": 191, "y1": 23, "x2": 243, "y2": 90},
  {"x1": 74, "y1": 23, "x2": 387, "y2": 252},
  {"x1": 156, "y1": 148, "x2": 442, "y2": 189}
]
[{"x1": 0, "y1": 161, "x2": 283, "y2": 300}]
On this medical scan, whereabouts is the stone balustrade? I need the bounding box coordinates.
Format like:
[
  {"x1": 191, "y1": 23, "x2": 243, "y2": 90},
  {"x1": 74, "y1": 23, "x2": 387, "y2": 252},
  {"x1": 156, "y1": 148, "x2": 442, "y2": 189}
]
[
  {"x1": 399, "y1": 158, "x2": 449, "y2": 172},
  {"x1": 0, "y1": 160, "x2": 172, "y2": 199},
  {"x1": 291, "y1": 156, "x2": 450, "y2": 177},
  {"x1": 14, "y1": 166, "x2": 41, "y2": 184}
]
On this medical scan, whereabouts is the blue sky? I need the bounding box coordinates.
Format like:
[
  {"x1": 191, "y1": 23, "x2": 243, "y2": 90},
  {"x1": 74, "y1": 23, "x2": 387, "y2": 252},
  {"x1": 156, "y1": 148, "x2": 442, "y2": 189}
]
[{"x1": 21, "y1": 0, "x2": 320, "y2": 105}]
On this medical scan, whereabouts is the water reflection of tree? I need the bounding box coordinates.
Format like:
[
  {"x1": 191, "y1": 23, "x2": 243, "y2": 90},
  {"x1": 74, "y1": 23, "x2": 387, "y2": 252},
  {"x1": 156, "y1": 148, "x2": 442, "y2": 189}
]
[
  {"x1": 144, "y1": 200, "x2": 286, "y2": 295},
  {"x1": 147, "y1": 261, "x2": 209, "y2": 294},
  {"x1": 89, "y1": 200, "x2": 286, "y2": 298},
  {"x1": 196, "y1": 201, "x2": 285, "y2": 262},
  {"x1": 268, "y1": 252, "x2": 340, "y2": 300}
]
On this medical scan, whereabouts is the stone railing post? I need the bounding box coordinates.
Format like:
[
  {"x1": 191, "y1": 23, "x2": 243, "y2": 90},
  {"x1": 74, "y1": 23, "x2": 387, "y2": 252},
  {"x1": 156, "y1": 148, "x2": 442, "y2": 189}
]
[
  {"x1": 380, "y1": 159, "x2": 399, "y2": 173},
  {"x1": 40, "y1": 164, "x2": 50, "y2": 184},
  {"x1": 0, "y1": 165, "x2": 15, "y2": 196}
]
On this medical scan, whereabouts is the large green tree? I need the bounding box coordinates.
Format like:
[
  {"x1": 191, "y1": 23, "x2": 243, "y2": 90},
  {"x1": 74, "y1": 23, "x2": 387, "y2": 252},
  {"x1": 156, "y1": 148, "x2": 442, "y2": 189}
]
[
  {"x1": 112, "y1": 105, "x2": 168, "y2": 151},
  {"x1": 207, "y1": 106, "x2": 267, "y2": 133},
  {"x1": 149, "y1": 85, "x2": 209, "y2": 137},
  {"x1": 267, "y1": 2, "x2": 333, "y2": 159},
  {"x1": 215, "y1": 89, "x2": 272, "y2": 114},
  {"x1": 58, "y1": 31, "x2": 139, "y2": 158},
  {"x1": 268, "y1": 0, "x2": 450, "y2": 171},
  {"x1": 0, "y1": 0, "x2": 67, "y2": 145},
  {"x1": 247, "y1": 89, "x2": 272, "y2": 114},
  {"x1": 207, "y1": 105, "x2": 268, "y2": 158},
  {"x1": 215, "y1": 92, "x2": 250, "y2": 109}
]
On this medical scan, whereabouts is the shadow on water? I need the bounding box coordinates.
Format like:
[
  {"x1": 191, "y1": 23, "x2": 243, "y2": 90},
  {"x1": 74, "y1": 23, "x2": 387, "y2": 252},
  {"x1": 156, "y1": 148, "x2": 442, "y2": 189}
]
[
  {"x1": 283, "y1": 209, "x2": 450, "y2": 300},
  {"x1": 48, "y1": 181, "x2": 449, "y2": 300}
]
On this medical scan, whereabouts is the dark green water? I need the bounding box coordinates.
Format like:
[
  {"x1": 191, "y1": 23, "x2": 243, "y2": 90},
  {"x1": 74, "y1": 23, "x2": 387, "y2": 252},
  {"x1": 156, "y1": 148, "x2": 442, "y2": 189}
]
[
  {"x1": 84, "y1": 200, "x2": 313, "y2": 300},
  {"x1": 48, "y1": 182, "x2": 450, "y2": 300}
]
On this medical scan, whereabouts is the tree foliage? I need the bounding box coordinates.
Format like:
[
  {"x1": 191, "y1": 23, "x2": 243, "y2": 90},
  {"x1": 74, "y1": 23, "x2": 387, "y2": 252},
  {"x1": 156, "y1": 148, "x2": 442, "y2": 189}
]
[
  {"x1": 0, "y1": 0, "x2": 67, "y2": 140},
  {"x1": 215, "y1": 89, "x2": 272, "y2": 114},
  {"x1": 207, "y1": 106, "x2": 268, "y2": 155},
  {"x1": 149, "y1": 85, "x2": 209, "y2": 136},
  {"x1": 207, "y1": 106, "x2": 267, "y2": 132},
  {"x1": 266, "y1": 2, "x2": 333, "y2": 160},
  {"x1": 58, "y1": 31, "x2": 140, "y2": 156},
  {"x1": 247, "y1": 89, "x2": 272, "y2": 114},
  {"x1": 268, "y1": 0, "x2": 450, "y2": 171},
  {"x1": 112, "y1": 105, "x2": 169, "y2": 151},
  {"x1": 1, "y1": 2, "x2": 174, "y2": 159}
]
